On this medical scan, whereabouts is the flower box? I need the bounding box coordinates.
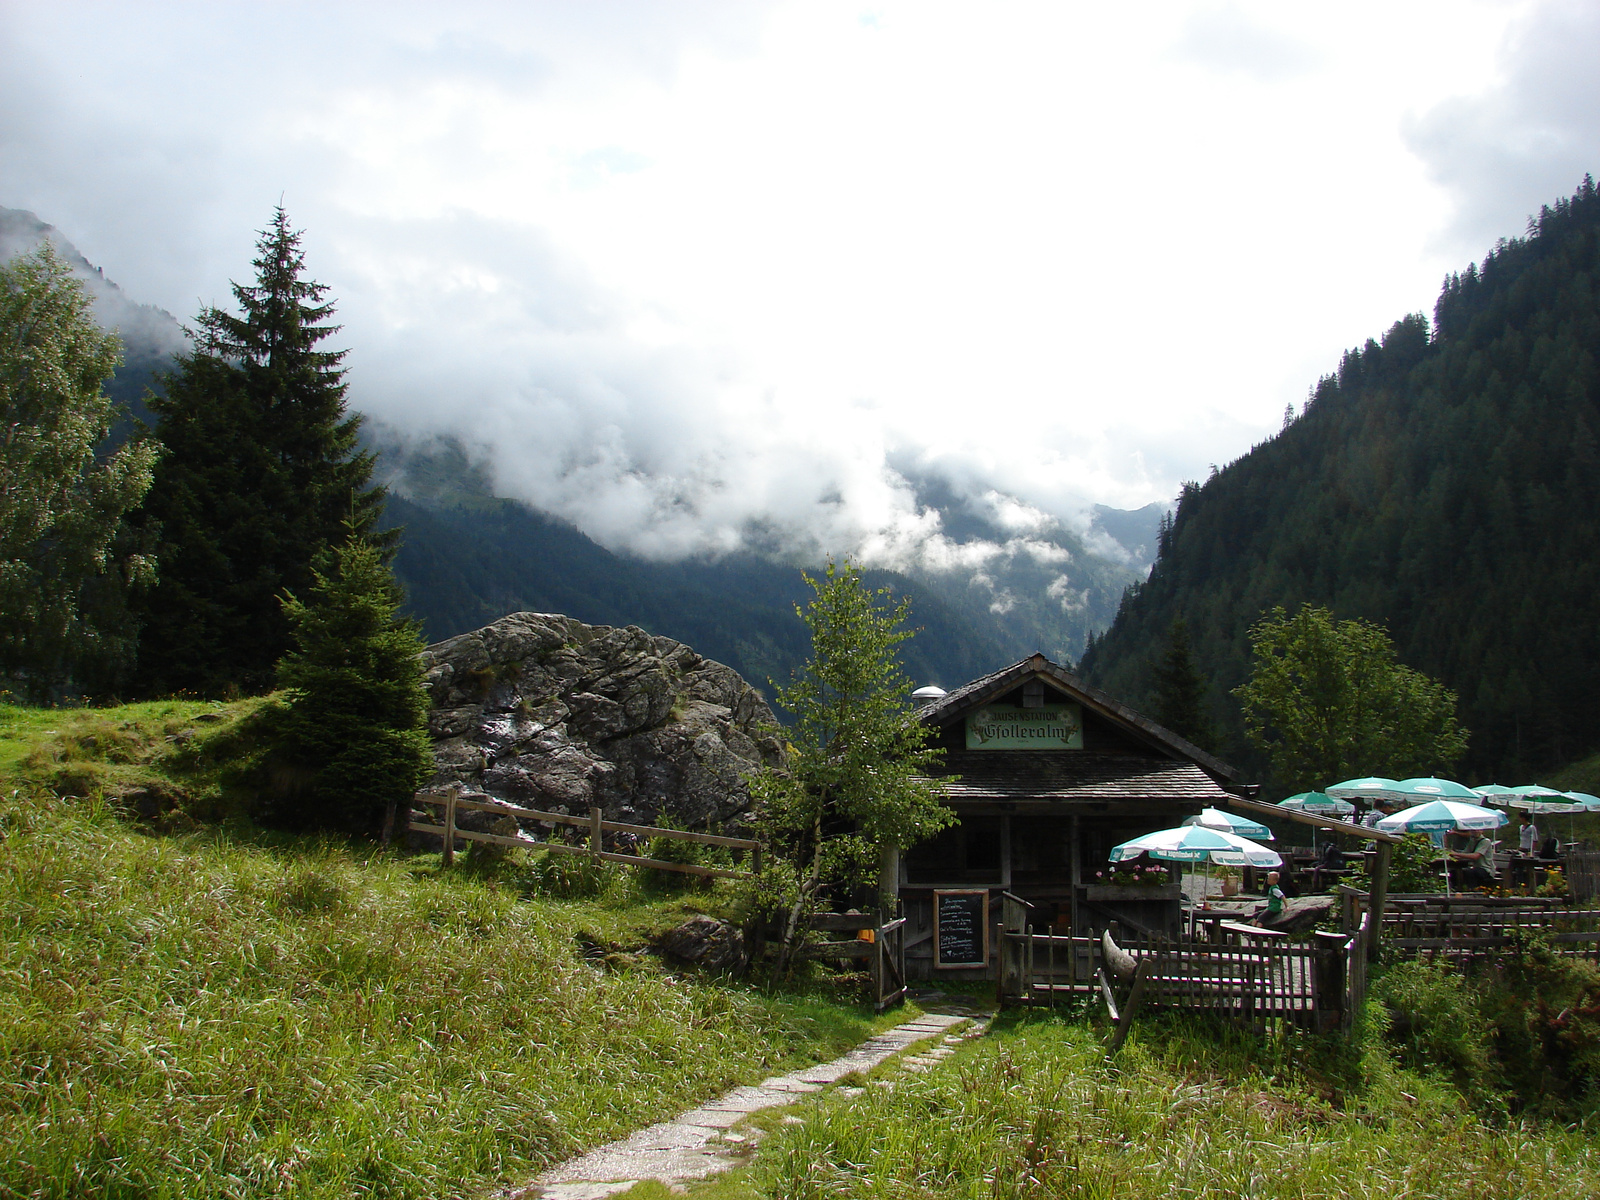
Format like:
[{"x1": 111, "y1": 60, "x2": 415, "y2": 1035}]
[{"x1": 1083, "y1": 884, "x2": 1182, "y2": 902}]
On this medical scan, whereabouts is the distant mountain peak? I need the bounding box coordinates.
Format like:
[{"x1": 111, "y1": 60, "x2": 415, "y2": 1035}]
[
  {"x1": 0, "y1": 207, "x2": 188, "y2": 358},
  {"x1": 1, "y1": 206, "x2": 189, "y2": 429}
]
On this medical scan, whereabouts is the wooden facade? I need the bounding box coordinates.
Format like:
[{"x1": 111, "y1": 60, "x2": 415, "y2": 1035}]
[{"x1": 901, "y1": 653, "x2": 1250, "y2": 980}]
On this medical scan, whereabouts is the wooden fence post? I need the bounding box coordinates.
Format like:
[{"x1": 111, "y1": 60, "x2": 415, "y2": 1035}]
[
  {"x1": 1310, "y1": 930, "x2": 1347, "y2": 1033},
  {"x1": 1106, "y1": 960, "x2": 1150, "y2": 1056},
  {"x1": 589, "y1": 805, "x2": 603, "y2": 863},
  {"x1": 442, "y1": 787, "x2": 459, "y2": 868},
  {"x1": 1367, "y1": 841, "x2": 1392, "y2": 961},
  {"x1": 999, "y1": 892, "x2": 1029, "y2": 1006}
]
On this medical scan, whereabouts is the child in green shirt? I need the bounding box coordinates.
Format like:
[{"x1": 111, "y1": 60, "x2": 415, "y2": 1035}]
[{"x1": 1264, "y1": 870, "x2": 1286, "y2": 920}]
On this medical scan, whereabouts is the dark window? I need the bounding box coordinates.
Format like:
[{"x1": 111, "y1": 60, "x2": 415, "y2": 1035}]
[{"x1": 965, "y1": 819, "x2": 1002, "y2": 870}]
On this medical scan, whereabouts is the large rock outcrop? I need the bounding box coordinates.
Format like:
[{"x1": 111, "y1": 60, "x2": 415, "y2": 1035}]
[{"x1": 421, "y1": 613, "x2": 785, "y2": 831}]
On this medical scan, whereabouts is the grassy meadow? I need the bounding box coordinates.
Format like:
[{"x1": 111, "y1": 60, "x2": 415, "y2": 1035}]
[
  {"x1": 10, "y1": 698, "x2": 1600, "y2": 1200},
  {"x1": 670, "y1": 1011, "x2": 1600, "y2": 1200},
  {"x1": 0, "y1": 702, "x2": 901, "y2": 1199}
]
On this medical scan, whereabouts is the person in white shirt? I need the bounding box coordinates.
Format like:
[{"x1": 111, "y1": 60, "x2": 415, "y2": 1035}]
[{"x1": 1517, "y1": 811, "x2": 1541, "y2": 856}]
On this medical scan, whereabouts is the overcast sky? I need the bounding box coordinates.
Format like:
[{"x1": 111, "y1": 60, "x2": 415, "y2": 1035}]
[{"x1": 4, "y1": 0, "x2": 1598, "y2": 564}]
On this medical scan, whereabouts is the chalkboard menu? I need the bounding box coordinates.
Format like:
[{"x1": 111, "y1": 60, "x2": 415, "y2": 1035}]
[{"x1": 934, "y1": 889, "x2": 989, "y2": 969}]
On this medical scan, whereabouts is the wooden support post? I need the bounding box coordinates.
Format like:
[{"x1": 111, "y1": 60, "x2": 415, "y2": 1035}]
[
  {"x1": 589, "y1": 805, "x2": 603, "y2": 862},
  {"x1": 442, "y1": 787, "x2": 458, "y2": 868},
  {"x1": 1311, "y1": 930, "x2": 1347, "y2": 1033},
  {"x1": 999, "y1": 892, "x2": 1030, "y2": 1006},
  {"x1": 1106, "y1": 960, "x2": 1150, "y2": 1056},
  {"x1": 1367, "y1": 840, "x2": 1392, "y2": 962}
]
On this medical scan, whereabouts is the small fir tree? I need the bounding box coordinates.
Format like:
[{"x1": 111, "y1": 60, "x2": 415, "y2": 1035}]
[
  {"x1": 751, "y1": 560, "x2": 954, "y2": 974},
  {"x1": 135, "y1": 208, "x2": 387, "y2": 697},
  {"x1": 0, "y1": 244, "x2": 159, "y2": 698},
  {"x1": 1150, "y1": 617, "x2": 1215, "y2": 751},
  {"x1": 256, "y1": 528, "x2": 432, "y2": 836}
]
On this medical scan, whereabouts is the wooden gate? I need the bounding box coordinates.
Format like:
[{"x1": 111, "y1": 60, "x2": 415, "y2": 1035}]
[{"x1": 796, "y1": 911, "x2": 909, "y2": 1011}]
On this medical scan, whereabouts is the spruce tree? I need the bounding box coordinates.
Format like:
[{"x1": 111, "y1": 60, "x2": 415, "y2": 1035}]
[
  {"x1": 256, "y1": 527, "x2": 432, "y2": 836},
  {"x1": 1150, "y1": 617, "x2": 1215, "y2": 751},
  {"x1": 135, "y1": 209, "x2": 386, "y2": 696}
]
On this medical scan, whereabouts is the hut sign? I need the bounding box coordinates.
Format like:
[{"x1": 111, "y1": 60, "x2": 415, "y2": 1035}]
[{"x1": 966, "y1": 704, "x2": 1084, "y2": 750}]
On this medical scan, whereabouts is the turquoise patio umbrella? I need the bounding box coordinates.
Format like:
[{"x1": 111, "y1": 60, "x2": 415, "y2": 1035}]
[
  {"x1": 1183, "y1": 807, "x2": 1275, "y2": 841},
  {"x1": 1377, "y1": 800, "x2": 1506, "y2": 896},
  {"x1": 1326, "y1": 777, "x2": 1406, "y2": 803},
  {"x1": 1472, "y1": 783, "x2": 1522, "y2": 803},
  {"x1": 1376, "y1": 799, "x2": 1507, "y2": 834},
  {"x1": 1499, "y1": 785, "x2": 1586, "y2": 814},
  {"x1": 1110, "y1": 824, "x2": 1282, "y2": 867},
  {"x1": 1395, "y1": 777, "x2": 1485, "y2": 803},
  {"x1": 1110, "y1": 824, "x2": 1282, "y2": 901},
  {"x1": 1279, "y1": 792, "x2": 1355, "y2": 816}
]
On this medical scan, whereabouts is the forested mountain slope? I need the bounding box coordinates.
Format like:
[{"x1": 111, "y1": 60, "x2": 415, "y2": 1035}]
[
  {"x1": 0, "y1": 207, "x2": 187, "y2": 438},
  {"x1": 383, "y1": 492, "x2": 1019, "y2": 700},
  {"x1": 377, "y1": 435, "x2": 1158, "y2": 697},
  {"x1": 1080, "y1": 176, "x2": 1600, "y2": 786}
]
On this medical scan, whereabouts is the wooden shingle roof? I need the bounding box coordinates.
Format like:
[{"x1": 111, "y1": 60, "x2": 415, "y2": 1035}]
[
  {"x1": 935, "y1": 751, "x2": 1236, "y2": 804},
  {"x1": 918, "y1": 652, "x2": 1244, "y2": 787}
]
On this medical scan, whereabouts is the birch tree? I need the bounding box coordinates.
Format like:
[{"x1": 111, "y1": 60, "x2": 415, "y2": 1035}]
[{"x1": 0, "y1": 243, "x2": 157, "y2": 698}]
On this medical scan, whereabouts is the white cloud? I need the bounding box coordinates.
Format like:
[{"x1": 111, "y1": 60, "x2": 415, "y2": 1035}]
[
  {"x1": 2, "y1": 0, "x2": 1591, "y2": 568},
  {"x1": 1406, "y1": 1, "x2": 1600, "y2": 258}
]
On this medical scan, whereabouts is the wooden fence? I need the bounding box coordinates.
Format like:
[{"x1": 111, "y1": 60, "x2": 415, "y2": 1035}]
[
  {"x1": 409, "y1": 786, "x2": 761, "y2": 880},
  {"x1": 1373, "y1": 899, "x2": 1600, "y2": 962},
  {"x1": 997, "y1": 893, "x2": 1370, "y2": 1038},
  {"x1": 1001, "y1": 884, "x2": 1600, "y2": 1048},
  {"x1": 1568, "y1": 851, "x2": 1600, "y2": 901}
]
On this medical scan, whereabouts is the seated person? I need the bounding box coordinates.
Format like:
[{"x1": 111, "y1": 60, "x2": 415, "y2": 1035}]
[
  {"x1": 1448, "y1": 828, "x2": 1499, "y2": 889},
  {"x1": 1259, "y1": 870, "x2": 1287, "y2": 926},
  {"x1": 1540, "y1": 836, "x2": 1561, "y2": 859}
]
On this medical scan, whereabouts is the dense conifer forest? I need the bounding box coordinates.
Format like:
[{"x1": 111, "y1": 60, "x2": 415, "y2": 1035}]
[{"x1": 1081, "y1": 177, "x2": 1600, "y2": 788}]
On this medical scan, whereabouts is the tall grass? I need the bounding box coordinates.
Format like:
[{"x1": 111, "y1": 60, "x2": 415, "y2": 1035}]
[
  {"x1": 751, "y1": 1013, "x2": 1600, "y2": 1199},
  {"x1": 0, "y1": 786, "x2": 887, "y2": 1199}
]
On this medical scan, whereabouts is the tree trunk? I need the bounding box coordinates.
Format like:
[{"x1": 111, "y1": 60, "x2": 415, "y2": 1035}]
[{"x1": 774, "y1": 811, "x2": 825, "y2": 978}]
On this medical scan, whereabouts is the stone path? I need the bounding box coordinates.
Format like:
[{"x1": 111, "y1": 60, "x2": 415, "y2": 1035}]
[{"x1": 506, "y1": 1007, "x2": 988, "y2": 1200}]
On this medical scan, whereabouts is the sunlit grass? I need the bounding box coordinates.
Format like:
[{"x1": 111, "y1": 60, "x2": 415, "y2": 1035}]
[
  {"x1": 0, "y1": 776, "x2": 893, "y2": 1198},
  {"x1": 742, "y1": 1011, "x2": 1600, "y2": 1200}
]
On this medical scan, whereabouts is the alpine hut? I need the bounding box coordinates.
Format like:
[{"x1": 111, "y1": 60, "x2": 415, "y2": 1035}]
[{"x1": 900, "y1": 653, "x2": 1251, "y2": 978}]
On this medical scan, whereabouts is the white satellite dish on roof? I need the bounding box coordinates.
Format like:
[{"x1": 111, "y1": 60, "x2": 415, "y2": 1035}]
[{"x1": 911, "y1": 685, "x2": 948, "y2": 704}]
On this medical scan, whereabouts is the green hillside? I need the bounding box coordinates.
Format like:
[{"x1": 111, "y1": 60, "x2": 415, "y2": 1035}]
[
  {"x1": 0, "y1": 702, "x2": 895, "y2": 1199},
  {"x1": 1081, "y1": 176, "x2": 1600, "y2": 786}
]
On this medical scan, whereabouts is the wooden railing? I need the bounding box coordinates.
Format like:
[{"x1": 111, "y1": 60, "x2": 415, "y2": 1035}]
[
  {"x1": 998, "y1": 893, "x2": 1364, "y2": 1036},
  {"x1": 1378, "y1": 902, "x2": 1600, "y2": 960},
  {"x1": 410, "y1": 786, "x2": 762, "y2": 880},
  {"x1": 1002, "y1": 887, "x2": 1600, "y2": 1044}
]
